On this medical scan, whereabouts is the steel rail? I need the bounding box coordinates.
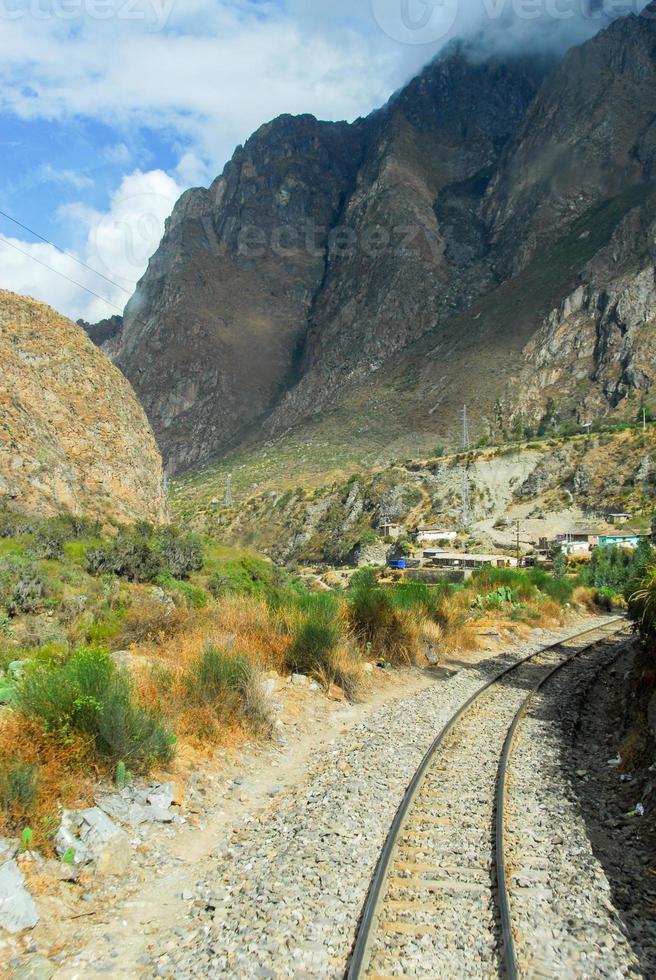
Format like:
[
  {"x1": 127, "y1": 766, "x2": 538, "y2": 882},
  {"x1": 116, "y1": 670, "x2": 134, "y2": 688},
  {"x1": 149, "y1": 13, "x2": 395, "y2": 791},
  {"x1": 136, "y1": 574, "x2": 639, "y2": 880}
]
[
  {"x1": 496, "y1": 621, "x2": 630, "y2": 979},
  {"x1": 346, "y1": 617, "x2": 626, "y2": 980}
]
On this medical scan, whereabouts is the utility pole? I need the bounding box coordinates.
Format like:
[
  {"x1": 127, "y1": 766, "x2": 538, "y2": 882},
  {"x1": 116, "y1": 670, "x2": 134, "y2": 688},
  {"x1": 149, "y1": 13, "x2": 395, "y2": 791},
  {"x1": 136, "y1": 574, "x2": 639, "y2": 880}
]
[
  {"x1": 461, "y1": 405, "x2": 472, "y2": 530},
  {"x1": 224, "y1": 473, "x2": 233, "y2": 508},
  {"x1": 582, "y1": 421, "x2": 592, "y2": 438},
  {"x1": 462, "y1": 405, "x2": 471, "y2": 451},
  {"x1": 515, "y1": 520, "x2": 521, "y2": 567}
]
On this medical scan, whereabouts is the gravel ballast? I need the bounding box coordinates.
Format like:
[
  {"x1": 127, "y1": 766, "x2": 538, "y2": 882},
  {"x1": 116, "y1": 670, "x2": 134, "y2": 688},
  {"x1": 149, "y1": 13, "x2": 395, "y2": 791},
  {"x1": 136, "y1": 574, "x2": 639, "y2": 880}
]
[
  {"x1": 158, "y1": 617, "x2": 616, "y2": 979},
  {"x1": 504, "y1": 634, "x2": 644, "y2": 978}
]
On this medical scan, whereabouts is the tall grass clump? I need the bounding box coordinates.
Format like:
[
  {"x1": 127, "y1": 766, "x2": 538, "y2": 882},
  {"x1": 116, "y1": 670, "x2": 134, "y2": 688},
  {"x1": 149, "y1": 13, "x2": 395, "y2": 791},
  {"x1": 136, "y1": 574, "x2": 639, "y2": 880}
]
[
  {"x1": 176, "y1": 643, "x2": 271, "y2": 736},
  {"x1": 629, "y1": 564, "x2": 656, "y2": 642},
  {"x1": 0, "y1": 760, "x2": 39, "y2": 819},
  {"x1": 16, "y1": 647, "x2": 174, "y2": 770},
  {"x1": 347, "y1": 568, "x2": 419, "y2": 664},
  {"x1": 285, "y1": 593, "x2": 341, "y2": 675}
]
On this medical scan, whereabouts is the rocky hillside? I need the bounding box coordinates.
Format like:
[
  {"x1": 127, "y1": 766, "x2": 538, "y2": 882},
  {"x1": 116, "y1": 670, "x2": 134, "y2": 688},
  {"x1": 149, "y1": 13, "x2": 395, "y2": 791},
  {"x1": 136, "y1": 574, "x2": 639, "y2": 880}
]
[
  {"x1": 172, "y1": 427, "x2": 655, "y2": 564},
  {"x1": 0, "y1": 291, "x2": 168, "y2": 524},
  {"x1": 98, "y1": 8, "x2": 656, "y2": 477}
]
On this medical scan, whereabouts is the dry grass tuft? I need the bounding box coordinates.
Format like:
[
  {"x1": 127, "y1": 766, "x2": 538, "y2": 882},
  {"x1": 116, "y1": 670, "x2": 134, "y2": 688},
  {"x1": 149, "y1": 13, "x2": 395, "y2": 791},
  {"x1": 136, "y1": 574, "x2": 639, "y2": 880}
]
[
  {"x1": 118, "y1": 588, "x2": 193, "y2": 646},
  {"x1": 572, "y1": 585, "x2": 598, "y2": 613},
  {"x1": 314, "y1": 643, "x2": 366, "y2": 701},
  {"x1": 0, "y1": 714, "x2": 95, "y2": 847}
]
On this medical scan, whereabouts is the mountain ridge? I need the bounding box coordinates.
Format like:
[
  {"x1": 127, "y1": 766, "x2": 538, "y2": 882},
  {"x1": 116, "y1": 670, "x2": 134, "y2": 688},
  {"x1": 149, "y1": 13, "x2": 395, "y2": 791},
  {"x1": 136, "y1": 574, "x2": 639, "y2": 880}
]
[{"x1": 95, "y1": 11, "x2": 656, "y2": 478}]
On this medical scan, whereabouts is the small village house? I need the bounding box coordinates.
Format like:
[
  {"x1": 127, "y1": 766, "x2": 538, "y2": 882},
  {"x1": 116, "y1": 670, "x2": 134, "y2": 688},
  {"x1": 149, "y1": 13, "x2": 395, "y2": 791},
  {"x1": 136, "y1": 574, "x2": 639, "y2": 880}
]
[
  {"x1": 598, "y1": 531, "x2": 649, "y2": 549},
  {"x1": 555, "y1": 525, "x2": 649, "y2": 555},
  {"x1": 416, "y1": 526, "x2": 458, "y2": 545},
  {"x1": 555, "y1": 530, "x2": 600, "y2": 556},
  {"x1": 427, "y1": 551, "x2": 519, "y2": 572},
  {"x1": 379, "y1": 523, "x2": 403, "y2": 540}
]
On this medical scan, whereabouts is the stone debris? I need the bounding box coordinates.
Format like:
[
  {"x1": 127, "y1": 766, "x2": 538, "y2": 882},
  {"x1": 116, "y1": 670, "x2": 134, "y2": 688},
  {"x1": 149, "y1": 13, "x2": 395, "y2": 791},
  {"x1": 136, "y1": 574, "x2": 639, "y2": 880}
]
[
  {"x1": 11, "y1": 955, "x2": 55, "y2": 979},
  {"x1": 95, "y1": 781, "x2": 180, "y2": 828},
  {"x1": 55, "y1": 807, "x2": 131, "y2": 876},
  {"x1": 0, "y1": 860, "x2": 39, "y2": 933}
]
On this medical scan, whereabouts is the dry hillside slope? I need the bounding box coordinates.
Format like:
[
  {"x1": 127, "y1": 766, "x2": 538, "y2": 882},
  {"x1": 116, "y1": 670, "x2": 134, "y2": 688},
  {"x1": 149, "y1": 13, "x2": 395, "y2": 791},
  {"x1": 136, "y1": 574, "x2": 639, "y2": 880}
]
[{"x1": 0, "y1": 290, "x2": 168, "y2": 524}]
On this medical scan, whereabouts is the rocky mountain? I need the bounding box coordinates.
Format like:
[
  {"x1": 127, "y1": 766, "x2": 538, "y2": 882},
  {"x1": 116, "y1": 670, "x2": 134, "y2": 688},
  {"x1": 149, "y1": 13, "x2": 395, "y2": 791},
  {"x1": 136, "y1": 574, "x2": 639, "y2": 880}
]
[
  {"x1": 77, "y1": 314, "x2": 123, "y2": 352},
  {"x1": 103, "y1": 7, "x2": 656, "y2": 476},
  {"x1": 0, "y1": 291, "x2": 168, "y2": 524}
]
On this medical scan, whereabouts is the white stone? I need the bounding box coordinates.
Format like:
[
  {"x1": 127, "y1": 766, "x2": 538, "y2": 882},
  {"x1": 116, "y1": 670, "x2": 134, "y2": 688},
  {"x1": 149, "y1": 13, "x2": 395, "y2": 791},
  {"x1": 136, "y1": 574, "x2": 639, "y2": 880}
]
[{"x1": 0, "y1": 860, "x2": 39, "y2": 933}]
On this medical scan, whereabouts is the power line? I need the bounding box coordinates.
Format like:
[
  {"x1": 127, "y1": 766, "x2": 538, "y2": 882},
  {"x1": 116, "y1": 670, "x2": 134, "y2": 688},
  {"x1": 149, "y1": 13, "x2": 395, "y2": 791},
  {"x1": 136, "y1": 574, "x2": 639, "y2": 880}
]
[
  {"x1": 0, "y1": 235, "x2": 125, "y2": 314},
  {"x1": 0, "y1": 206, "x2": 134, "y2": 297}
]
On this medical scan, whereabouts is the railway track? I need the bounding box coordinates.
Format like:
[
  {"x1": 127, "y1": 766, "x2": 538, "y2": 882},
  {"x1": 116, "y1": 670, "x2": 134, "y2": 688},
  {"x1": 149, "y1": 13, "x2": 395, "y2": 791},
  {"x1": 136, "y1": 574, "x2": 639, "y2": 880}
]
[{"x1": 347, "y1": 618, "x2": 629, "y2": 979}]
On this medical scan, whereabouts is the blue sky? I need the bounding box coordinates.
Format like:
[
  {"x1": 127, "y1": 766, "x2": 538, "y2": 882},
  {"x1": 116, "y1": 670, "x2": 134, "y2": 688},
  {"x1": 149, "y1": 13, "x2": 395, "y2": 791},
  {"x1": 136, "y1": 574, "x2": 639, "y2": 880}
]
[{"x1": 0, "y1": 0, "x2": 638, "y2": 321}]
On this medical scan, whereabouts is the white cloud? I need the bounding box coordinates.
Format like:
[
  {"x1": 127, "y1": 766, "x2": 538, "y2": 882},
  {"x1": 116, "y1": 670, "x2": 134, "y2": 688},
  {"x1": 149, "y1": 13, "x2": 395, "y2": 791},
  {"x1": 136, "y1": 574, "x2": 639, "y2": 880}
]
[
  {"x1": 37, "y1": 163, "x2": 94, "y2": 189},
  {"x1": 0, "y1": 2, "x2": 411, "y2": 178},
  {"x1": 174, "y1": 151, "x2": 213, "y2": 188},
  {"x1": 0, "y1": 169, "x2": 183, "y2": 321},
  {"x1": 0, "y1": 0, "x2": 647, "y2": 320},
  {"x1": 103, "y1": 142, "x2": 132, "y2": 166}
]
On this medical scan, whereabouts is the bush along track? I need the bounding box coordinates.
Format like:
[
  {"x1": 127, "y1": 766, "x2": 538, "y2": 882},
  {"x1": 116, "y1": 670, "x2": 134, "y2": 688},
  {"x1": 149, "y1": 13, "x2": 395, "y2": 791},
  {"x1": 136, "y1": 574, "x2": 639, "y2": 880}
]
[{"x1": 0, "y1": 506, "x2": 626, "y2": 853}]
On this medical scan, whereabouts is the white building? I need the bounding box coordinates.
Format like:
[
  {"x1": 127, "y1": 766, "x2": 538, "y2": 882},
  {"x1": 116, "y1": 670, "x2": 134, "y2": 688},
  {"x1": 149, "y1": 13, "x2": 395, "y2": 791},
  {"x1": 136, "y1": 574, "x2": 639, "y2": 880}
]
[{"x1": 416, "y1": 526, "x2": 458, "y2": 545}]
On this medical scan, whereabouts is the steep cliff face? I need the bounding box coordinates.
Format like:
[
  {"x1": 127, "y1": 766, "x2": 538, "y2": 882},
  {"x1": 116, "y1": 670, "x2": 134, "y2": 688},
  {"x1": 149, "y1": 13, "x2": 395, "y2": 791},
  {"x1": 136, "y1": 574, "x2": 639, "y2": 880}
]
[
  {"x1": 0, "y1": 291, "x2": 168, "y2": 524},
  {"x1": 264, "y1": 54, "x2": 545, "y2": 430},
  {"x1": 506, "y1": 189, "x2": 656, "y2": 427},
  {"x1": 484, "y1": 10, "x2": 656, "y2": 276},
  {"x1": 108, "y1": 10, "x2": 656, "y2": 475},
  {"x1": 115, "y1": 115, "x2": 366, "y2": 473}
]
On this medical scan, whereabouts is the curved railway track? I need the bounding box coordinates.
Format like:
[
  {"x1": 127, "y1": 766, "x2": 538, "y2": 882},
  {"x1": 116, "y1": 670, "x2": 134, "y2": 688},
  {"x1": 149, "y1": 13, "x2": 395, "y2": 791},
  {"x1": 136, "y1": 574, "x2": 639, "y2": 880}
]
[{"x1": 347, "y1": 618, "x2": 629, "y2": 979}]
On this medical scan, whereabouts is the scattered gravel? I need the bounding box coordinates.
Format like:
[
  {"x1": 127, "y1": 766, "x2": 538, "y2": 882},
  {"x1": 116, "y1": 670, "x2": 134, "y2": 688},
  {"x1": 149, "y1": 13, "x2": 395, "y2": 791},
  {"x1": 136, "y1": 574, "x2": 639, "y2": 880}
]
[
  {"x1": 151, "y1": 617, "x2": 615, "y2": 979},
  {"x1": 505, "y1": 633, "x2": 644, "y2": 978}
]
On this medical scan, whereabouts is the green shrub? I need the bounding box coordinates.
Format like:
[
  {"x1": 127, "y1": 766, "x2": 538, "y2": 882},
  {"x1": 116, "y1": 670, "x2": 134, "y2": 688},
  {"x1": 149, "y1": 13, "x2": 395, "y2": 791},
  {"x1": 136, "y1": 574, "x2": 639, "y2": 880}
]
[
  {"x1": 86, "y1": 526, "x2": 203, "y2": 584},
  {"x1": 629, "y1": 564, "x2": 656, "y2": 640},
  {"x1": 9, "y1": 569, "x2": 46, "y2": 616},
  {"x1": 286, "y1": 593, "x2": 341, "y2": 676},
  {"x1": 184, "y1": 644, "x2": 249, "y2": 706},
  {"x1": 0, "y1": 509, "x2": 34, "y2": 539},
  {"x1": 157, "y1": 576, "x2": 208, "y2": 609},
  {"x1": 33, "y1": 527, "x2": 65, "y2": 561},
  {"x1": 0, "y1": 555, "x2": 46, "y2": 616},
  {"x1": 358, "y1": 530, "x2": 380, "y2": 547},
  {"x1": 94, "y1": 672, "x2": 175, "y2": 767},
  {"x1": 17, "y1": 646, "x2": 113, "y2": 735},
  {"x1": 87, "y1": 534, "x2": 161, "y2": 582},
  {"x1": 580, "y1": 542, "x2": 654, "y2": 598},
  {"x1": 16, "y1": 647, "x2": 173, "y2": 770},
  {"x1": 208, "y1": 572, "x2": 232, "y2": 599},
  {"x1": 158, "y1": 530, "x2": 203, "y2": 579}
]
